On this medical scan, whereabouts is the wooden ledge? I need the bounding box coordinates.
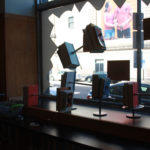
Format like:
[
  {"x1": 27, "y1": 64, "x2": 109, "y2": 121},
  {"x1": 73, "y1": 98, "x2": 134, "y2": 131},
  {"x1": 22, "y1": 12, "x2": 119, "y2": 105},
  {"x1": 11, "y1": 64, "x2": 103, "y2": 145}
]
[{"x1": 22, "y1": 106, "x2": 150, "y2": 144}]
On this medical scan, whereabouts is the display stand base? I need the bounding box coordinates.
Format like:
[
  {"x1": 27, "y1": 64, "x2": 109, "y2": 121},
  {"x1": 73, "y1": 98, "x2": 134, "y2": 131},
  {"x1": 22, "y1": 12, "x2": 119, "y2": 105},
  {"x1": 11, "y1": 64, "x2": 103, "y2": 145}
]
[
  {"x1": 125, "y1": 104, "x2": 144, "y2": 119},
  {"x1": 126, "y1": 113, "x2": 141, "y2": 119},
  {"x1": 93, "y1": 111, "x2": 107, "y2": 117}
]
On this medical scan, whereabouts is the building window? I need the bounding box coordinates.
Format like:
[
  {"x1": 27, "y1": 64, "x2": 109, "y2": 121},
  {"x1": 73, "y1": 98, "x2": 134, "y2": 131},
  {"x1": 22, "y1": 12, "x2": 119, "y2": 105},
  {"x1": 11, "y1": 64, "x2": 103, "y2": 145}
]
[
  {"x1": 95, "y1": 60, "x2": 104, "y2": 73},
  {"x1": 68, "y1": 16, "x2": 74, "y2": 29}
]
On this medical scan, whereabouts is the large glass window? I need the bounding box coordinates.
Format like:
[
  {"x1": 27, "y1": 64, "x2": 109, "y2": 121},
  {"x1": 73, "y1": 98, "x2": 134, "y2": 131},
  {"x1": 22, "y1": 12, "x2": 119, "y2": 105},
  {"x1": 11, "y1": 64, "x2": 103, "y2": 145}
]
[{"x1": 41, "y1": 0, "x2": 150, "y2": 107}]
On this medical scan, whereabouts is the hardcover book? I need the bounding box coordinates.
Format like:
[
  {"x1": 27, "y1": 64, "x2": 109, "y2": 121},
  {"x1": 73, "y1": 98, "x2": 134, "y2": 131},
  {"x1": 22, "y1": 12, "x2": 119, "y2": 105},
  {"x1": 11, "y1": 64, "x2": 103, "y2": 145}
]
[
  {"x1": 56, "y1": 88, "x2": 73, "y2": 112},
  {"x1": 23, "y1": 85, "x2": 38, "y2": 107},
  {"x1": 123, "y1": 82, "x2": 138, "y2": 109}
]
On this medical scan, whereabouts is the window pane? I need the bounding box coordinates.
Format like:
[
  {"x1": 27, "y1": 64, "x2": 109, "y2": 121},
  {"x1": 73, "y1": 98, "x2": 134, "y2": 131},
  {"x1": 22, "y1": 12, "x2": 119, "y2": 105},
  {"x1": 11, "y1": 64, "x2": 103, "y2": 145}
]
[
  {"x1": 95, "y1": 64, "x2": 99, "y2": 72},
  {"x1": 100, "y1": 63, "x2": 104, "y2": 72}
]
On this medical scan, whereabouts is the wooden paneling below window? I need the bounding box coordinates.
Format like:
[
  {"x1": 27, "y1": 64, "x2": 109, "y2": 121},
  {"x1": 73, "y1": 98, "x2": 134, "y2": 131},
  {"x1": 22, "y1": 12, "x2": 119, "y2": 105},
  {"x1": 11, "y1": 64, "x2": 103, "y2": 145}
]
[{"x1": 4, "y1": 14, "x2": 38, "y2": 98}]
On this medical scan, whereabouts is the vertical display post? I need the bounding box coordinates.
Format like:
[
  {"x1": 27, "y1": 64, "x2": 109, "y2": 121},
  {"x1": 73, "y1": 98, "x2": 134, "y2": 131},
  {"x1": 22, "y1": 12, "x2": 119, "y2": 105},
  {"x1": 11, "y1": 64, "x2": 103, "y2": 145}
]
[{"x1": 137, "y1": 0, "x2": 142, "y2": 104}]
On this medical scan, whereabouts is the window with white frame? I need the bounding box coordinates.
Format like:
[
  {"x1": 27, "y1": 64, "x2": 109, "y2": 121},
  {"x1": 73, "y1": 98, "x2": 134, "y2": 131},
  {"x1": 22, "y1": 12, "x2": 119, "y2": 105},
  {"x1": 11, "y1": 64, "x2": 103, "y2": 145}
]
[
  {"x1": 68, "y1": 16, "x2": 74, "y2": 29},
  {"x1": 95, "y1": 59, "x2": 104, "y2": 73}
]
